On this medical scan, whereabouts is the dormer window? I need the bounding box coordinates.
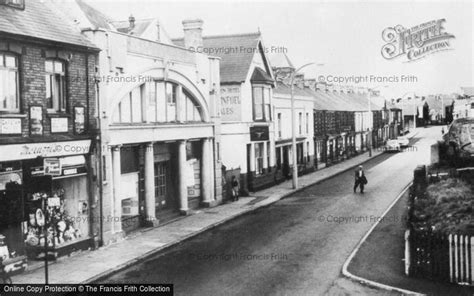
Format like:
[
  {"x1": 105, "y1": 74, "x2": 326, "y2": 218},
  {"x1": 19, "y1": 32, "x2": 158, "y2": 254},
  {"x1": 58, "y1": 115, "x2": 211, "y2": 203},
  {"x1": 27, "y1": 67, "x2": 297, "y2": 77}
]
[{"x1": 0, "y1": 0, "x2": 25, "y2": 9}]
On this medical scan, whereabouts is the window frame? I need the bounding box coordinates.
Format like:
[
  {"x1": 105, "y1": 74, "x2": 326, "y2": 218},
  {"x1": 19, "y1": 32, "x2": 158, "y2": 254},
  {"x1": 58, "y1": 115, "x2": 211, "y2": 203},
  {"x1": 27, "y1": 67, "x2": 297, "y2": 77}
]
[
  {"x1": 0, "y1": 52, "x2": 20, "y2": 113},
  {"x1": 45, "y1": 59, "x2": 67, "y2": 113},
  {"x1": 252, "y1": 84, "x2": 272, "y2": 122}
]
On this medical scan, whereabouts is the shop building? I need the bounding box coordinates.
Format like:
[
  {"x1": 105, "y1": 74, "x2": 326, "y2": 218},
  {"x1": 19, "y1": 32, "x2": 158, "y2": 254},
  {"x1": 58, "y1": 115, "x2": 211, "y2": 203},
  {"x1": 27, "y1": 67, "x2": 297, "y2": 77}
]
[
  {"x1": 59, "y1": 1, "x2": 222, "y2": 243},
  {"x1": 174, "y1": 32, "x2": 275, "y2": 196},
  {"x1": 0, "y1": 0, "x2": 99, "y2": 263},
  {"x1": 271, "y1": 57, "x2": 315, "y2": 180}
]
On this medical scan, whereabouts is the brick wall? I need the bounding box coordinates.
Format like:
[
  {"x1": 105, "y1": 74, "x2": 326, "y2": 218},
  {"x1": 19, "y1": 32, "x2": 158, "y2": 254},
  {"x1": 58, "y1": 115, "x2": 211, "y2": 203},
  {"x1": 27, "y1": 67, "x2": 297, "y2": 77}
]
[{"x1": 0, "y1": 38, "x2": 97, "y2": 139}]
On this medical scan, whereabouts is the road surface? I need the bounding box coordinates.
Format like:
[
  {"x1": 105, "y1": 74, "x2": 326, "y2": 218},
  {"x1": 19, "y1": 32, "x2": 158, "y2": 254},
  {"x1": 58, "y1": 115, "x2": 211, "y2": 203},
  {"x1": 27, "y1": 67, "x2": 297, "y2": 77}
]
[{"x1": 101, "y1": 127, "x2": 440, "y2": 295}]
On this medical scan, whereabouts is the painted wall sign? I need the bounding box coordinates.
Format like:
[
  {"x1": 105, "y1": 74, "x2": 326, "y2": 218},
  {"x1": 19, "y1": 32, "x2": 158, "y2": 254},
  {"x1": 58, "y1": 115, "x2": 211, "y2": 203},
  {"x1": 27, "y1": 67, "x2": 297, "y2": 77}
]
[
  {"x1": 250, "y1": 126, "x2": 270, "y2": 141},
  {"x1": 29, "y1": 106, "x2": 43, "y2": 136},
  {"x1": 220, "y1": 85, "x2": 241, "y2": 121},
  {"x1": 51, "y1": 117, "x2": 68, "y2": 133},
  {"x1": 74, "y1": 106, "x2": 85, "y2": 135},
  {"x1": 0, "y1": 118, "x2": 22, "y2": 135},
  {"x1": 0, "y1": 140, "x2": 91, "y2": 162}
]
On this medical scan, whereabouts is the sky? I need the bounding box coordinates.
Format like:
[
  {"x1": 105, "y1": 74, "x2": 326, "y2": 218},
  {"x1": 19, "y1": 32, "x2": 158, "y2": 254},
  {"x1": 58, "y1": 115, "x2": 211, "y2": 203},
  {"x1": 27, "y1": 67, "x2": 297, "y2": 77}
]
[{"x1": 85, "y1": 0, "x2": 473, "y2": 99}]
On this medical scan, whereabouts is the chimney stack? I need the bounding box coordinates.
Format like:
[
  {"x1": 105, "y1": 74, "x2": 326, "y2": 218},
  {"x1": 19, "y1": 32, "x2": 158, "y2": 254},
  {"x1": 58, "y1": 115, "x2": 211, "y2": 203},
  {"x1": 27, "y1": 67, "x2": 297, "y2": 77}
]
[
  {"x1": 129, "y1": 15, "x2": 135, "y2": 30},
  {"x1": 183, "y1": 19, "x2": 204, "y2": 50}
]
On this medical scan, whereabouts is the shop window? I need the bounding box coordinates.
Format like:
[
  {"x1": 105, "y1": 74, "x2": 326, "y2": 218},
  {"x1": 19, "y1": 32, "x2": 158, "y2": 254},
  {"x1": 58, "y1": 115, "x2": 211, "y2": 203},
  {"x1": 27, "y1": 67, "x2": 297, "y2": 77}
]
[
  {"x1": 0, "y1": 53, "x2": 19, "y2": 112},
  {"x1": 252, "y1": 86, "x2": 271, "y2": 122},
  {"x1": 45, "y1": 59, "x2": 67, "y2": 112},
  {"x1": 255, "y1": 143, "x2": 264, "y2": 175}
]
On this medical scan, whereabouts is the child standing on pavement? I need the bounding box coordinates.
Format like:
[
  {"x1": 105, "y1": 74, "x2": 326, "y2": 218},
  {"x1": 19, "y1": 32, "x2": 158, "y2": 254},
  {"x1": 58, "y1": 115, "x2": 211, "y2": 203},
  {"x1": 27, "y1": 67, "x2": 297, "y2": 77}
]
[{"x1": 231, "y1": 176, "x2": 240, "y2": 201}]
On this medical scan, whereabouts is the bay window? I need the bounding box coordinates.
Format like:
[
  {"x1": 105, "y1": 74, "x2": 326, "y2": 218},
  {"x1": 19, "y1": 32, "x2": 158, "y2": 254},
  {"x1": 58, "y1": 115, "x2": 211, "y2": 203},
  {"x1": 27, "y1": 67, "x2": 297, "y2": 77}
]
[
  {"x1": 252, "y1": 85, "x2": 271, "y2": 121},
  {"x1": 0, "y1": 53, "x2": 19, "y2": 112}
]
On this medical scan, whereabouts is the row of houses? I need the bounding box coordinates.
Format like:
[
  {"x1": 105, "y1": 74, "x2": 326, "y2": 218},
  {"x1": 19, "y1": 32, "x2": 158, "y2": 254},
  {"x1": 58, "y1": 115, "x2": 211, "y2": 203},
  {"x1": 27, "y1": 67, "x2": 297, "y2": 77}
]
[{"x1": 0, "y1": 0, "x2": 403, "y2": 265}]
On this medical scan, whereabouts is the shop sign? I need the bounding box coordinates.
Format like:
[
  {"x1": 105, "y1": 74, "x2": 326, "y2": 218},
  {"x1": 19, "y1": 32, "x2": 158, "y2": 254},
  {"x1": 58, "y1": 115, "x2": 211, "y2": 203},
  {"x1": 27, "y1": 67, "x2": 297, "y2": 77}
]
[
  {"x1": 47, "y1": 197, "x2": 61, "y2": 207},
  {"x1": 51, "y1": 117, "x2": 68, "y2": 133},
  {"x1": 44, "y1": 158, "x2": 61, "y2": 176},
  {"x1": 0, "y1": 118, "x2": 22, "y2": 135},
  {"x1": 250, "y1": 126, "x2": 269, "y2": 141},
  {"x1": 0, "y1": 140, "x2": 91, "y2": 162},
  {"x1": 220, "y1": 85, "x2": 241, "y2": 121},
  {"x1": 74, "y1": 106, "x2": 85, "y2": 135}
]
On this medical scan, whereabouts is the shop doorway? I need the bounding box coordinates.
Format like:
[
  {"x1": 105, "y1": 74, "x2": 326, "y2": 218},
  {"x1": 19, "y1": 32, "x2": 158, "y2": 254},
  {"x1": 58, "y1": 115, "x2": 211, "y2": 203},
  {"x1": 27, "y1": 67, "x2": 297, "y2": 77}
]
[{"x1": 154, "y1": 161, "x2": 178, "y2": 222}]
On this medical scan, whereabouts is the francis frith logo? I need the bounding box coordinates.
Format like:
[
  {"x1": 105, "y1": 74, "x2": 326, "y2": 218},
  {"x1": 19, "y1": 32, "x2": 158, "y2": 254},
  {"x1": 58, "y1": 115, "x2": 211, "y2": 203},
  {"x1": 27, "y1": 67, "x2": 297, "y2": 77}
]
[{"x1": 381, "y1": 19, "x2": 455, "y2": 62}]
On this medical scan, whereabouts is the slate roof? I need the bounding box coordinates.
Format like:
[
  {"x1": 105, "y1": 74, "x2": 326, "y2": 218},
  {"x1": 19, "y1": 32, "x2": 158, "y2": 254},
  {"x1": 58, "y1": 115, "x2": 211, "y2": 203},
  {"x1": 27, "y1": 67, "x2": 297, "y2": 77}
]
[
  {"x1": 75, "y1": 0, "x2": 114, "y2": 30},
  {"x1": 174, "y1": 32, "x2": 264, "y2": 84},
  {"x1": 461, "y1": 87, "x2": 474, "y2": 97},
  {"x1": 0, "y1": 0, "x2": 98, "y2": 50},
  {"x1": 251, "y1": 67, "x2": 274, "y2": 84}
]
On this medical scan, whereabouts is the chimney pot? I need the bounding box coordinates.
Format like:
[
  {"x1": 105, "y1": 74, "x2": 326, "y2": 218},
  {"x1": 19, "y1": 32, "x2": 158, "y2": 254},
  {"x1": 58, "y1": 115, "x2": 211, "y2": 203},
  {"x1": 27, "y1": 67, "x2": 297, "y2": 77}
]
[
  {"x1": 183, "y1": 19, "x2": 204, "y2": 50},
  {"x1": 129, "y1": 15, "x2": 135, "y2": 29}
]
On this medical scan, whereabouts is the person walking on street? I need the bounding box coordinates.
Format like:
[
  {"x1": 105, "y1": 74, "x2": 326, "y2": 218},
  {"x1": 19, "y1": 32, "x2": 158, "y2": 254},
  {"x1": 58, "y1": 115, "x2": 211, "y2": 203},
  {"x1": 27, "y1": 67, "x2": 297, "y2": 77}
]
[
  {"x1": 354, "y1": 165, "x2": 367, "y2": 193},
  {"x1": 231, "y1": 176, "x2": 240, "y2": 201}
]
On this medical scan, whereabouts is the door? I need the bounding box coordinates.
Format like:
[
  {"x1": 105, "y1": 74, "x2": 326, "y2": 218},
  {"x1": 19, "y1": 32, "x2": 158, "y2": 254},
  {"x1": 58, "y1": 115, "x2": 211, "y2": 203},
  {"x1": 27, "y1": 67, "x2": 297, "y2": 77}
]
[{"x1": 154, "y1": 161, "x2": 173, "y2": 210}]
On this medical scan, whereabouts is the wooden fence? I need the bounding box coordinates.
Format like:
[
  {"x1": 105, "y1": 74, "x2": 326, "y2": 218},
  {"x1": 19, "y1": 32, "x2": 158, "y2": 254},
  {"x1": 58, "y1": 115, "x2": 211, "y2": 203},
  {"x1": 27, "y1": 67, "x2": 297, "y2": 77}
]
[
  {"x1": 406, "y1": 229, "x2": 474, "y2": 285},
  {"x1": 405, "y1": 167, "x2": 474, "y2": 286}
]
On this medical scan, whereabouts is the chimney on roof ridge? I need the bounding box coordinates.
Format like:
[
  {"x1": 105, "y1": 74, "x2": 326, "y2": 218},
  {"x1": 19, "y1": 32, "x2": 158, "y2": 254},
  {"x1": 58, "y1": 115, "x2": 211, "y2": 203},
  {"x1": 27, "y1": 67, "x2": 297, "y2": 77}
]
[
  {"x1": 129, "y1": 15, "x2": 135, "y2": 30},
  {"x1": 183, "y1": 19, "x2": 204, "y2": 50}
]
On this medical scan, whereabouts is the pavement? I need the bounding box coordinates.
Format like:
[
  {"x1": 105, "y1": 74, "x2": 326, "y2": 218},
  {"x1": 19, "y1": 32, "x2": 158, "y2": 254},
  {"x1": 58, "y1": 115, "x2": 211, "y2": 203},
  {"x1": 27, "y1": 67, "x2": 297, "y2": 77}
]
[
  {"x1": 12, "y1": 131, "x2": 416, "y2": 285},
  {"x1": 345, "y1": 185, "x2": 474, "y2": 296}
]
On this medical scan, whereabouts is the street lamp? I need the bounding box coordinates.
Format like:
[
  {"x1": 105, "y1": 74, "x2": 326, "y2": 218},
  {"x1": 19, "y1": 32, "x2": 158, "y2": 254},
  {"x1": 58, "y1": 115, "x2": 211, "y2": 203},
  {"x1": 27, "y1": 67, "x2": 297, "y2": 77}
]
[
  {"x1": 367, "y1": 85, "x2": 387, "y2": 157},
  {"x1": 289, "y1": 63, "x2": 317, "y2": 189}
]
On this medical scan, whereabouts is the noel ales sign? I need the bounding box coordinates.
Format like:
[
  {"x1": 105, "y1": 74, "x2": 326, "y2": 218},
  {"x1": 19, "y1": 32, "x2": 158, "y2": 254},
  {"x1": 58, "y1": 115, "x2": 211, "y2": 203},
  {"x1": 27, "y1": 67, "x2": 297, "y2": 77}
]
[{"x1": 381, "y1": 19, "x2": 455, "y2": 62}]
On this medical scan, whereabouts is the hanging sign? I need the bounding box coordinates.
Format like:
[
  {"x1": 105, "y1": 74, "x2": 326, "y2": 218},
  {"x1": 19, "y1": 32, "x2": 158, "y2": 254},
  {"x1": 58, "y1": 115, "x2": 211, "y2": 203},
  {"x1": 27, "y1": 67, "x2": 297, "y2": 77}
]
[{"x1": 44, "y1": 158, "x2": 61, "y2": 176}]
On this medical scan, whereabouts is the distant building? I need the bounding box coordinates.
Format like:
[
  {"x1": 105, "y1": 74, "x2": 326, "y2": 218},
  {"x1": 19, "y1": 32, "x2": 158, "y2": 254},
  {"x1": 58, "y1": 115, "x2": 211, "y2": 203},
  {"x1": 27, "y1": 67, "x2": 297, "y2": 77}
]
[{"x1": 271, "y1": 54, "x2": 315, "y2": 180}]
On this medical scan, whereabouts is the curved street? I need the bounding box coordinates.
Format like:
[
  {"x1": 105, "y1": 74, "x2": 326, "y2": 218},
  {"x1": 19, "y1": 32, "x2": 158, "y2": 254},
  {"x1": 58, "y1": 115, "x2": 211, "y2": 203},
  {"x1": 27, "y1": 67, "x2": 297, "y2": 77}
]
[{"x1": 102, "y1": 127, "x2": 440, "y2": 295}]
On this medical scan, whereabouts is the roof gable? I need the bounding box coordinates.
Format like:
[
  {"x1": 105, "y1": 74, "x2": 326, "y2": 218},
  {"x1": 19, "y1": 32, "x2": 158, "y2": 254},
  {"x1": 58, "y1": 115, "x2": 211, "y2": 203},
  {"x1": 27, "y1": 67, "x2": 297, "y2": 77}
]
[{"x1": 173, "y1": 32, "x2": 265, "y2": 84}]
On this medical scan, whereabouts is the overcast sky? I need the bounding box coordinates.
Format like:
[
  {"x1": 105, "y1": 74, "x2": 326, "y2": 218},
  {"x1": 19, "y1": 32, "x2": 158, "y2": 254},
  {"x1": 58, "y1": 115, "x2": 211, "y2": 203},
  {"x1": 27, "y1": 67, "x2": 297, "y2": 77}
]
[{"x1": 86, "y1": 0, "x2": 473, "y2": 99}]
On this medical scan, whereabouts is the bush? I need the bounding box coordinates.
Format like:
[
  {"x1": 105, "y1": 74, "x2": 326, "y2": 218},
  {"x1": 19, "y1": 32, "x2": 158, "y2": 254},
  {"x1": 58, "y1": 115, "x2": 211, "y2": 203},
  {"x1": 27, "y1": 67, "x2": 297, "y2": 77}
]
[{"x1": 412, "y1": 178, "x2": 474, "y2": 234}]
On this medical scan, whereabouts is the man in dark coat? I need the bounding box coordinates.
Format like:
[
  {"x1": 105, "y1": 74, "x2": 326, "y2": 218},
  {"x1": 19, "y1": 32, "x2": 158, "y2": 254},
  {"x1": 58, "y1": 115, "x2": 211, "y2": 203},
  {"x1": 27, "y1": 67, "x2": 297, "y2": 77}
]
[{"x1": 354, "y1": 165, "x2": 366, "y2": 193}]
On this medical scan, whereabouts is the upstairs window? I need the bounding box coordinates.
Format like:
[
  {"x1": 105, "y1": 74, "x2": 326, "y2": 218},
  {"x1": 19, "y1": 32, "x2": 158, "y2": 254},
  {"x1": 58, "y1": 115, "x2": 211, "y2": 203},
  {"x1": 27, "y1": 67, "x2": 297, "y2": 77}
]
[
  {"x1": 252, "y1": 86, "x2": 271, "y2": 121},
  {"x1": 45, "y1": 59, "x2": 67, "y2": 112},
  {"x1": 0, "y1": 53, "x2": 19, "y2": 112},
  {"x1": 114, "y1": 81, "x2": 203, "y2": 124}
]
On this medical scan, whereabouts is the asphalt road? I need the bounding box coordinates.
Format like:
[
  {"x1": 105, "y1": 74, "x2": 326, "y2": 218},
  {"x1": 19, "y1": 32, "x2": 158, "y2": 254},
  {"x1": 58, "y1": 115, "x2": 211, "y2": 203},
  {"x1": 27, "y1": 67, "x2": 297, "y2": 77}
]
[{"x1": 102, "y1": 127, "x2": 441, "y2": 296}]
